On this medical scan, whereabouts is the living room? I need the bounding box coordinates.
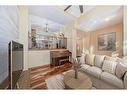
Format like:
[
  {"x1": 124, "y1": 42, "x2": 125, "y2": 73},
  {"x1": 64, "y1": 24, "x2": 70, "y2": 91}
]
[{"x1": 0, "y1": 5, "x2": 127, "y2": 90}]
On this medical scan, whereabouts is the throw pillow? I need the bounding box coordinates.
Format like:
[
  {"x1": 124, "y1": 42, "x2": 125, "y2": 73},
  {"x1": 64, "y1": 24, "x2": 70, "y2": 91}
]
[
  {"x1": 85, "y1": 54, "x2": 95, "y2": 66},
  {"x1": 115, "y1": 62, "x2": 127, "y2": 79},
  {"x1": 102, "y1": 60, "x2": 118, "y2": 75},
  {"x1": 94, "y1": 55, "x2": 105, "y2": 68},
  {"x1": 105, "y1": 56, "x2": 117, "y2": 62}
]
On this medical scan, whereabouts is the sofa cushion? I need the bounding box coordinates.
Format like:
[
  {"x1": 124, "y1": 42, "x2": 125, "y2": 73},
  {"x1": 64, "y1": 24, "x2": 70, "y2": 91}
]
[
  {"x1": 86, "y1": 66, "x2": 102, "y2": 78},
  {"x1": 101, "y1": 72, "x2": 124, "y2": 88},
  {"x1": 94, "y1": 55, "x2": 105, "y2": 68},
  {"x1": 80, "y1": 64, "x2": 90, "y2": 71},
  {"x1": 79, "y1": 54, "x2": 86, "y2": 64},
  {"x1": 115, "y1": 62, "x2": 127, "y2": 79},
  {"x1": 102, "y1": 60, "x2": 118, "y2": 75},
  {"x1": 105, "y1": 56, "x2": 117, "y2": 61},
  {"x1": 85, "y1": 54, "x2": 95, "y2": 66}
]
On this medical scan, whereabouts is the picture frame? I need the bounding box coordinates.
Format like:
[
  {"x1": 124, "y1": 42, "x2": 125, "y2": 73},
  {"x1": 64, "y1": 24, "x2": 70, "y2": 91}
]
[{"x1": 98, "y1": 32, "x2": 116, "y2": 51}]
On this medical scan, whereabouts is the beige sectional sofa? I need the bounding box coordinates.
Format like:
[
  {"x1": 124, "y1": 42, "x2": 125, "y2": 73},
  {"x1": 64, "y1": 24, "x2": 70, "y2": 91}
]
[{"x1": 79, "y1": 54, "x2": 127, "y2": 89}]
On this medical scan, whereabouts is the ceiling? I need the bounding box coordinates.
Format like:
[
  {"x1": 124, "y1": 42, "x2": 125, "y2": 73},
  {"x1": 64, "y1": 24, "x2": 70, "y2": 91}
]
[
  {"x1": 29, "y1": 6, "x2": 74, "y2": 25},
  {"x1": 57, "y1": 6, "x2": 95, "y2": 17},
  {"x1": 30, "y1": 15, "x2": 64, "y2": 32},
  {"x1": 29, "y1": 6, "x2": 123, "y2": 33},
  {"x1": 77, "y1": 6, "x2": 123, "y2": 32},
  {"x1": 29, "y1": 6, "x2": 75, "y2": 33}
]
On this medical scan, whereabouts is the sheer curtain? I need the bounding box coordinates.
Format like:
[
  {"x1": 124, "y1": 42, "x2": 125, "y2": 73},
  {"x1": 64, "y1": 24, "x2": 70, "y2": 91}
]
[{"x1": 0, "y1": 6, "x2": 19, "y2": 84}]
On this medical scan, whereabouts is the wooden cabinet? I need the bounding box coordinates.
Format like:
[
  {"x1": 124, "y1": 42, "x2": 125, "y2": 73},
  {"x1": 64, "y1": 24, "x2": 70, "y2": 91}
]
[{"x1": 50, "y1": 50, "x2": 72, "y2": 67}]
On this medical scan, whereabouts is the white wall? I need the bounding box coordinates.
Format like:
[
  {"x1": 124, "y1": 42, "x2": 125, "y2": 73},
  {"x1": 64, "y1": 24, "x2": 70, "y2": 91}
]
[
  {"x1": 0, "y1": 6, "x2": 19, "y2": 84},
  {"x1": 123, "y1": 6, "x2": 127, "y2": 56},
  {"x1": 18, "y1": 6, "x2": 29, "y2": 70},
  {"x1": 28, "y1": 50, "x2": 50, "y2": 68}
]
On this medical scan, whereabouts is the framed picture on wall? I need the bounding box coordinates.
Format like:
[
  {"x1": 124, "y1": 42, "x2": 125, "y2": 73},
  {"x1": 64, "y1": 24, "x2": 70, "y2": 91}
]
[{"x1": 98, "y1": 32, "x2": 116, "y2": 51}]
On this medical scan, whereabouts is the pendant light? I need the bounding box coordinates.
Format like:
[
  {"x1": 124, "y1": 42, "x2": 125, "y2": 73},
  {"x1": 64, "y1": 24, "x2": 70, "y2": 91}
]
[{"x1": 45, "y1": 24, "x2": 48, "y2": 32}]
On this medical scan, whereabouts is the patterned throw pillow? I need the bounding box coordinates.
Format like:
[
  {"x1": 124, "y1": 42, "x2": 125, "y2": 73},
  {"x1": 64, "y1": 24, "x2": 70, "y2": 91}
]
[
  {"x1": 105, "y1": 56, "x2": 117, "y2": 62},
  {"x1": 85, "y1": 54, "x2": 95, "y2": 66},
  {"x1": 102, "y1": 60, "x2": 118, "y2": 75}
]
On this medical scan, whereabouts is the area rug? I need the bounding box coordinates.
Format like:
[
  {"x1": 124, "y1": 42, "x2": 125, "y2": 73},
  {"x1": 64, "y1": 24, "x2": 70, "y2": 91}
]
[
  {"x1": 45, "y1": 74, "x2": 65, "y2": 89},
  {"x1": 45, "y1": 70, "x2": 96, "y2": 89},
  {"x1": 45, "y1": 70, "x2": 73, "y2": 89}
]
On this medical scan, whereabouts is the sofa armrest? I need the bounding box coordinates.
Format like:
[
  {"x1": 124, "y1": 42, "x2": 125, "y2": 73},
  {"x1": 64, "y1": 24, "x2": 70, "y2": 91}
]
[{"x1": 124, "y1": 72, "x2": 127, "y2": 89}]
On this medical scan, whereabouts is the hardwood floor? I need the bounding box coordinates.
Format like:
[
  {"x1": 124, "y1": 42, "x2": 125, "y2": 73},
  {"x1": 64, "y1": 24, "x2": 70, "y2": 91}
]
[{"x1": 30, "y1": 63, "x2": 73, "y2": 89}]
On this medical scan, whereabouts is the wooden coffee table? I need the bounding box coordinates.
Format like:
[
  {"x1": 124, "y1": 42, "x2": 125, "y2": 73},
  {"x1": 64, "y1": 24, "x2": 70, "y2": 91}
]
[{"x1": 64, "y1": 70, "x2": 92, "y2": 89}]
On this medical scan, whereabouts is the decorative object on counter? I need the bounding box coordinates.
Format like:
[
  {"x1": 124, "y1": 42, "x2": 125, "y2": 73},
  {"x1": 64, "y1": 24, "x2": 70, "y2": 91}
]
[
  {"x1": 59, "y1": 33, "x2": 64, "y2": 37},
  {"x1": 31, "y1": 37, "x2": 37, "y2": 47},
  {"x1": 29, "y1": 34, "x2": 67, "y2": 50},
  {"x1": 55, "y1": 32, "x2": 64, "y2": 38}
]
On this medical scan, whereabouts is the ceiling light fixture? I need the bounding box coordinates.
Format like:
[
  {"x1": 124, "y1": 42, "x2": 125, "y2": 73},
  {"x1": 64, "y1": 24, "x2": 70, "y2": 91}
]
[
  {"x1": 64, "y1": 5, "x2": 83, "y2": 14},
  {"x1": 45, "y1": 24, "x2": 48, "y2": 32}
]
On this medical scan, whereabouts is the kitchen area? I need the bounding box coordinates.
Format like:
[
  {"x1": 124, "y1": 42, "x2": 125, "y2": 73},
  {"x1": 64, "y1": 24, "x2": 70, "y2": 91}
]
[{"x1": 28, "y1": 27, "x2": 71, "y2": 68}]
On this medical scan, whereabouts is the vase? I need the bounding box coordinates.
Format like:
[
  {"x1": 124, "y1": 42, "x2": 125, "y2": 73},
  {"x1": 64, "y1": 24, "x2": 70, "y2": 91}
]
[{"x1": 74, "y1": 68, "x2": 78, "y2": 79}]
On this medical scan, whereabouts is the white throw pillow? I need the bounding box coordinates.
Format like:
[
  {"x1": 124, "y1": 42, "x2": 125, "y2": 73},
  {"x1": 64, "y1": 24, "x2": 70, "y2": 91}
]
[
  {"x1": 94, "y1": 55, "x2": 105, "y2": 68},
  {"x1": 105, "y1": 56, "x2": 117, "y2": 62},
  {"x1": 79, "y1": 54, "x2": 86, "y2": 64},
  {"x1": 85, "y1": 54, "x2": 95, "y2": 66},
  {"x1": 102, "y1": 60, "x2": 118, "y2": 75}
]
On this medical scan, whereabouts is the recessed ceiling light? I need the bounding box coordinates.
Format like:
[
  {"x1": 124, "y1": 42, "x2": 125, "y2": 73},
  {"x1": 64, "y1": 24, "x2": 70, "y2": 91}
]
[
  {"x1": 104, "y1": 15, "x2": 115, "y2": 22},
  {"x1": 104, "y1": 17, "x2": 110, "y2": 22}
]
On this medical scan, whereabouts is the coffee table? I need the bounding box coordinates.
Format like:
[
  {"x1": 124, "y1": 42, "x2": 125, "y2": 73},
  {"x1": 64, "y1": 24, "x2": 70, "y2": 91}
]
[{"x1": 64, "y1": 70, "x2": 92, "y2": 89}]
